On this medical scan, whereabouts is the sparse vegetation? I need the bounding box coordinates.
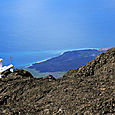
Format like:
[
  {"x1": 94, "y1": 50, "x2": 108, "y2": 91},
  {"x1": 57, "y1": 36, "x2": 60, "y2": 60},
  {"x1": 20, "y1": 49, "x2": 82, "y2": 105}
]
[{"x1": 24, "y1": 67, "x2": 66, "y2": 78}]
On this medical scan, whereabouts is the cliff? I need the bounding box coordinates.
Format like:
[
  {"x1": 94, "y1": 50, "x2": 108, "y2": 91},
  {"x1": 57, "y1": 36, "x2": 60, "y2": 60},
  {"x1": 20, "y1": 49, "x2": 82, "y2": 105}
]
[{"x1": 0, "y1": 48, "x2": 115, "y2": 114}]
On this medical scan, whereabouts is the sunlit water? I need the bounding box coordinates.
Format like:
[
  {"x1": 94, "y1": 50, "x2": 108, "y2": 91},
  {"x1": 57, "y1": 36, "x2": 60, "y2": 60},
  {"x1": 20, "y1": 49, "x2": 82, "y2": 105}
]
[{"x1": 0, "y1": 48, "x2": 98, "y2": 68}]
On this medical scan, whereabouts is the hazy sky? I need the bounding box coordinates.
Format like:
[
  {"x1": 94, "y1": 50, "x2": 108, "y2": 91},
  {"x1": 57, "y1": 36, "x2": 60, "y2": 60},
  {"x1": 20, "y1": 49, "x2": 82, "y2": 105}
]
[{"x1": 0, "y1": 0, "x2": 115, "y2": 51}]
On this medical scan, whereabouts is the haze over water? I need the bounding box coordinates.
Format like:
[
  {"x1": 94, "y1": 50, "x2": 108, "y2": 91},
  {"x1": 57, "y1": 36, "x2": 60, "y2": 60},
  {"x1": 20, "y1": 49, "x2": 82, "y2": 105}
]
[{"x1": 0, "y1": 0, "x2": 115, "y2": 67}]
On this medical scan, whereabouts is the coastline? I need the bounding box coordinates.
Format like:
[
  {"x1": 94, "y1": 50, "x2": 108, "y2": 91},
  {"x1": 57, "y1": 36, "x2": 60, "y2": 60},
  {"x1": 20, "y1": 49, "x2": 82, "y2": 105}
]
[
  {"x1": 26, "y1": 48, "x2": 99, "y2": 68},
  {"x1": 26, "y1": 58, "x2": 52, "y2": 68}
]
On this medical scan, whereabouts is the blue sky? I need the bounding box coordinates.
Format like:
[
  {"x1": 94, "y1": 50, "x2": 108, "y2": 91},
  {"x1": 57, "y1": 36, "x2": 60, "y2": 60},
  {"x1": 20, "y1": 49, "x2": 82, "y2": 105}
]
[{"x1": 0, "y1": 0, "x2": 115, "y2": 51}]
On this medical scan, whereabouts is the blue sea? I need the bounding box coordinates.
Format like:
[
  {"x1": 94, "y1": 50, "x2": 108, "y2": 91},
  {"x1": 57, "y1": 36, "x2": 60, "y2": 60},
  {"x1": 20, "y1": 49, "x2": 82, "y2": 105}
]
[
  {"x1": 0, "y1": 50, "x2": 62, "y2": 68},
  {"x1": 0, "y1": 48, "x2": 97, "y2": 68}
]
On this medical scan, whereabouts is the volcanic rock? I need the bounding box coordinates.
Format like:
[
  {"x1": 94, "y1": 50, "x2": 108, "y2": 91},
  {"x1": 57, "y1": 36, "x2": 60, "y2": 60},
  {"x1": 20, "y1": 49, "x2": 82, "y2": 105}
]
[{"x1": 0, "y1": 48, "x2": 115, "y2": 114}]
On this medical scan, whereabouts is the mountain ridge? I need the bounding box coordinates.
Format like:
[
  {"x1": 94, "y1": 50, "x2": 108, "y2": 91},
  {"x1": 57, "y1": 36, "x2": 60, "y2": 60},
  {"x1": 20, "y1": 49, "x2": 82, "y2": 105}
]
[{"x1": 0, "y1": 48, "x2": 115, "y2": 114}]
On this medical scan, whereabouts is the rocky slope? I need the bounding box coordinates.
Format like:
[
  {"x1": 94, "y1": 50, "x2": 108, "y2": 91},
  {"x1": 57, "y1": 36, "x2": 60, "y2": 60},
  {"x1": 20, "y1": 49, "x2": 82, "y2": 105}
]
[{"x1": 0, "y1": 48, "x2": 115, "y2": 114}]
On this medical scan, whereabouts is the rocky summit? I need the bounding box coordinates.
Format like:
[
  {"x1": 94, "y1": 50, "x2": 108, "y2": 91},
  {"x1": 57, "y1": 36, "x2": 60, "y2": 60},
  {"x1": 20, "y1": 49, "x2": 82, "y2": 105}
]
[{"x1": 0, "y1": 48, "x2": 115, "y2": 115}]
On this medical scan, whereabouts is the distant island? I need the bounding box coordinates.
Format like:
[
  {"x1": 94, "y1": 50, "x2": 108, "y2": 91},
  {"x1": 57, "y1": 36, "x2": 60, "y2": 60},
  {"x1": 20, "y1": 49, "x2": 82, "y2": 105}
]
[{"x1": 25, "y1": 49, "x2": 105, "y2": 77}]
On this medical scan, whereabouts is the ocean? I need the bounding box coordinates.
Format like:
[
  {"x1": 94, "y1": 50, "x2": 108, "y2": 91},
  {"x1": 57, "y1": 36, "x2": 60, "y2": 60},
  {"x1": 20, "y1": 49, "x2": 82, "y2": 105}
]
[
  {"x1": 0, "y1": 50, "x2": 62, "y2": 68},
  {"x1": 0, "y1": 48, "x2": 98, "y2": 69}
]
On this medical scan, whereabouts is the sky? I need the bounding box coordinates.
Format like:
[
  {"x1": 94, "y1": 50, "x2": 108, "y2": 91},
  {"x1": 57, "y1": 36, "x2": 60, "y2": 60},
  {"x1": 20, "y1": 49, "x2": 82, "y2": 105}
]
[{"x1": 0, "y1": 0, "x2": 115, "y2": 51}]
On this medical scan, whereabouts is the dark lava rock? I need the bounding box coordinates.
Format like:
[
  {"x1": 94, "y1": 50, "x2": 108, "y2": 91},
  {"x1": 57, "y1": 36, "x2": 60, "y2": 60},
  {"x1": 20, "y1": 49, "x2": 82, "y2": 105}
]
[{"x1": 0, "y1": 48, "x2": 115, "y2": 114}]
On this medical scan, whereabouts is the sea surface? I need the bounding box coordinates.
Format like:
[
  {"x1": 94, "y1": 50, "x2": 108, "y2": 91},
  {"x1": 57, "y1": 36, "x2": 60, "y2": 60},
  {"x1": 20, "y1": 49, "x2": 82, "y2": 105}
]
[
  {"x1": 0, "y1": 50, "x2": 62, "y2": 68},
  {"x1": 0, "y1": 48, "x2": 97, "y2": 68}
]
